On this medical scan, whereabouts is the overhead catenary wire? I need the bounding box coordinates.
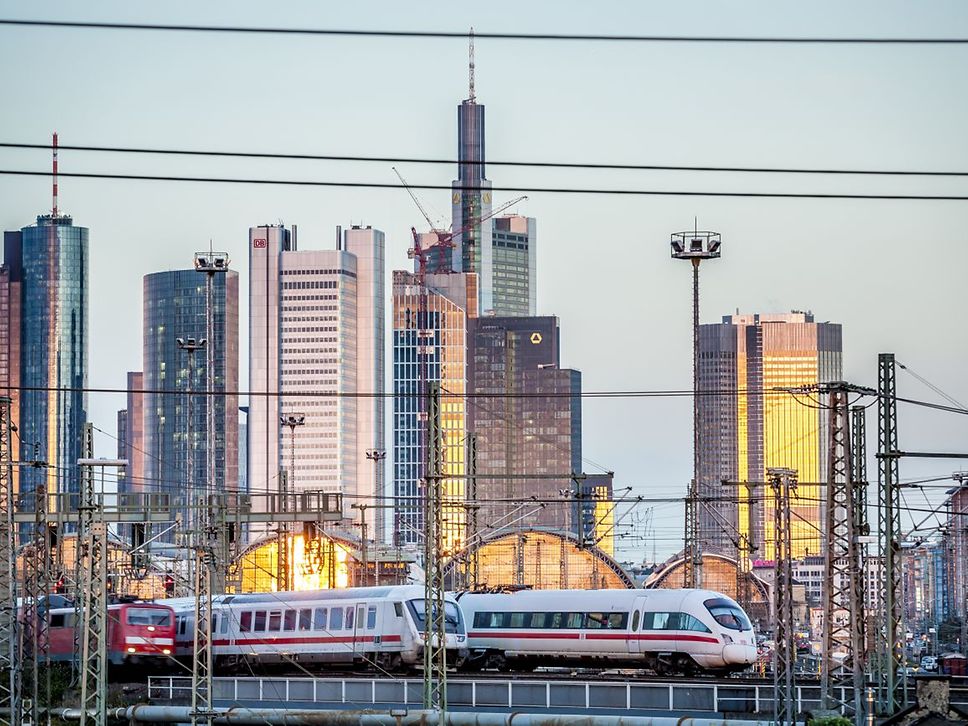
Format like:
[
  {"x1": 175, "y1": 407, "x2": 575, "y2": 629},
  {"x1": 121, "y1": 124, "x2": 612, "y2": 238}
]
[
  {"x1": 3, "y1": 19, "x2": 968, "y2": 44},
  {"x1": 4, "y1": 141, "x2": 968, "y2": 178},
  {"x1": 3, "y1": 168, "x2": 968, "y2": 201}
]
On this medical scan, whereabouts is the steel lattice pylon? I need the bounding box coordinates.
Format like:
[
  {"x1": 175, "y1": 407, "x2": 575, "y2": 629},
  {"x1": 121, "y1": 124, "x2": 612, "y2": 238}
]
[
  {"x1": 769, "y1": 467, "x2": 798, "y2": 726},
  {"x1": 0, "y1": 398, "x2": 20, "y2": 726},
  {"x1": 850, "y1": 405, "x2": 873, "y2": 671},
  {"x1": 876, "y1": 353, "x2": 903, "y2": 714},
  {"x1": 820, "y1": 386, "x2": 866, "y2": 720},
  {"x1": 20, "y1": 481, "x2": 49, "y2": 726},
  {"x1": 423, "y1": 382, "x2": 447, "y2": 716}
]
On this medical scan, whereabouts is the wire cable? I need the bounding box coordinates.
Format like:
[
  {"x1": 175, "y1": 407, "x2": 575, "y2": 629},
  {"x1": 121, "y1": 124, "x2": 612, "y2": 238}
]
[
  {"x1": 3, "y1": 168, "x2": 968, "y2": 201},
  {"x1": 2, "y1": 20, "x2": 967, "y2": 44},
  {"x1": 5, "y1": 141, "x2": 968, "y2": 178}
]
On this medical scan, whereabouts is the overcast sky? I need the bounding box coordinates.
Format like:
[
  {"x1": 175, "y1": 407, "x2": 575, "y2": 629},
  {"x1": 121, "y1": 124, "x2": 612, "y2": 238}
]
[{"x1": 2, "y1": 1, "x2": 967, "y2": 561}]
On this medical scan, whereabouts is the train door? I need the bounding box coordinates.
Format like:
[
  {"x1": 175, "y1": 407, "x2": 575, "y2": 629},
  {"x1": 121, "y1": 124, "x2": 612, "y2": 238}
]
[
  {"x1": 630, "y1": 595, "x2": 649, "y2": 655},
  {"x1": 353, "y1": 604, "x2": 366, "y2": 657}
]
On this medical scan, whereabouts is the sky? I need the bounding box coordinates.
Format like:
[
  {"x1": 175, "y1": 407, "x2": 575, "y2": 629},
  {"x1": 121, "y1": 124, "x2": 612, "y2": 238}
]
[{"x1": 1, "y1": 1, "x2": 967, "y2": 561}]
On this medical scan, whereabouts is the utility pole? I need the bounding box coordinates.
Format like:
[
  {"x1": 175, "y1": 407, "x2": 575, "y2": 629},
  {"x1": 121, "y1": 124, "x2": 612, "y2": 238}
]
[
  {"x1": 279, "y1": 415, "x2": 305, "y2": 591},
  {"x1": 21, "y1": 481, "x2": 49, "y2": 726},
  {"x1": 0, "y1": 397, "x2": 20, "y2": 726},
  {"x1": 851, "y1": 405, "x2": 873, "y2": 672},
  {"x1": 177, "y1": 335, "x2": 205, "y2": 597},
  {"x1": 423, "y1": 382, "x2": 446, "y2": 717},
  {"x1": 465, "y1": 434, "x2": 478, "y2": 591},
  {"x1": 77, "y1": 458, "x2": 126, "y2": 726},
  {"x1": 670, "y1": 225, "x2": 721, "y2": 589},
  {"x1": 877, "y1": 353, "x2": 903, "y2": 714},
  {"x1": 951, "y1": 472, "x2": 968, "y2": 658},
  {"x1": 769, "y1": 467, "x2": 798, "y2": 726},
  {"x1": 364, "y1": 449, "x2": 387, "y2": 584},
  {"x1": 184, "y1": 246, "x2": 228, "y2": 726}
]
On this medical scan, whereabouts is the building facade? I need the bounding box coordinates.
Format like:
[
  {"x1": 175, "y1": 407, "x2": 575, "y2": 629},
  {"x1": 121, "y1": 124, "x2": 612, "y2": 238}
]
[
  {"x1": 0, "y1": 232, "x2": 22, "y2": 500},
  {"x1": 116, "y1": 371, "x2": 145, "y2": 494},
  {"x1": 698, "y1": 312, "x2": 843, "y2": 559},
  {"x1": 143, "y1": 269, "x2": 239, "y2": 533},
  {"x1": 247, "y1": 224, "x2": 385, "y2": 536},
  {"x1": 491, "y1": 215, "x2": 536, "y2": 316},
  {"x1": 12, "y1": 214, "x2": 89, "y2": 512},
  {"x1": 466, "y1": 315, "x2": 582, "y2": 534},
  {"x1": 392, "y1": 270, "x2": 477, "y2": 553}
]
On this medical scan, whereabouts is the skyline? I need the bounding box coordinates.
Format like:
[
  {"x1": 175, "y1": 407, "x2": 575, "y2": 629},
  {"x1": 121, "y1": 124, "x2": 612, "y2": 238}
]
[{"x1": 2, "y1": 2, "x2": 968, "y2": 559}]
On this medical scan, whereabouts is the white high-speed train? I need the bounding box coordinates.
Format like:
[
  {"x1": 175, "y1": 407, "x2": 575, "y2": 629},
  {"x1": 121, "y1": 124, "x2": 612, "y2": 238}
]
[
  {"x1": 456, "y1": 588, "x2": 757, "y2": 675},
  {"x1": 160, "y1": 585, "x2": 467, "y2": 672}
]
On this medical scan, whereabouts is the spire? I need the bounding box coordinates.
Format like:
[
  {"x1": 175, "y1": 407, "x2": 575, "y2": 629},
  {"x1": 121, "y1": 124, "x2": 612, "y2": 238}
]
[
  {"x1": 468, "y1": 27, "x2": 475, "y2": 102},
  {"x1": 52, "y1": 131, "x2": 58, "y2": 217}
]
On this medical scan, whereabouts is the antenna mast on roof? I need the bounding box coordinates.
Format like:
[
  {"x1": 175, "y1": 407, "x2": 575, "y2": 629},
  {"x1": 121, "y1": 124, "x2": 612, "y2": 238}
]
[
  {"x1": 52, "y1": 131, "x2": 58, "y2": 217},
  {"x1": 469, "y1": 27, "x2": 475, "y2": 102}
]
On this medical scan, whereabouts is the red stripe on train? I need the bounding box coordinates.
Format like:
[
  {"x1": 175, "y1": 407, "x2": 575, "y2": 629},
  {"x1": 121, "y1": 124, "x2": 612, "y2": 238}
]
[
  {"x1": 468, "y1": 631, "x2": 719, "y2": 645},
  {"x1": 206, "y1": 634, "x2": 404, "y2": 647}
]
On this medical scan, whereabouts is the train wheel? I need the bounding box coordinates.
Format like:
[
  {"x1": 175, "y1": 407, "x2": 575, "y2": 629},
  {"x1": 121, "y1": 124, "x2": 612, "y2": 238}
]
[{"x1": 483, "y1": 652, "x2": 509, "y2": 672}]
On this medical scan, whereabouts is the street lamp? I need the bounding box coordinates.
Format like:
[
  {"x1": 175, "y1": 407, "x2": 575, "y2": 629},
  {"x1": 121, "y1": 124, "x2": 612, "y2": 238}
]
[
  {"x1": 670, "y1": 225, "x2": 721, "y2": 589},
  {"x1": 279, "y1": 414, "x2": 305, "y2": 591},
  {"x1": 361, "y1": 449, "x2": 387, "y2": 586}
]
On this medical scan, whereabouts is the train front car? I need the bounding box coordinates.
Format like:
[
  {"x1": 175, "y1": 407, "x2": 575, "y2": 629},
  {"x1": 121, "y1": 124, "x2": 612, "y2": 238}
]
[
  {"x1": 109, "y1": 603, "x2": 177, "y2": 666},
  {"x1": 404, "y1": 590, "x2": 468, "y2": 669},
  {"x1": 459, "y1": 588, "x2": 757, "y2": 675}
]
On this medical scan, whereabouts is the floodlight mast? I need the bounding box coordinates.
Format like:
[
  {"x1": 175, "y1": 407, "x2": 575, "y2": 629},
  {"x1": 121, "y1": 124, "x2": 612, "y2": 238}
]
[{"x1": 670, "y1": 227, "x2": 721, "y2": 589}]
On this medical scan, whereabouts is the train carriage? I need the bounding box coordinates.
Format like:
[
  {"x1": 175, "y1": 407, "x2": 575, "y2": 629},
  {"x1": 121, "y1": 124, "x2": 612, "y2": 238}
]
[
  {"x1": 160, "y1": 585, "x2": 467, "y2": 672},
  {"x1": 46, "y1": 602, "x2": 176, "y2": 667},
  {"x1": 457, "y1": 588, "x2": 757, "y2": 675}
]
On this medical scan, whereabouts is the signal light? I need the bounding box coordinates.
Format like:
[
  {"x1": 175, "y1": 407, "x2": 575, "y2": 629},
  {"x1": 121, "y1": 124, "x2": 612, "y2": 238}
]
[{"x1": 164, "y1": 573, "x2": 175, "y2": 596}]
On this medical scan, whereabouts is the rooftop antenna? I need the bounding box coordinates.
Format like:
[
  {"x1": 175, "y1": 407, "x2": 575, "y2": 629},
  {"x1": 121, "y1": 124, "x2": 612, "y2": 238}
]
[
  {"x1": 468, "y1": 27, "x2": 475, "y2": 102},
  {"x1": 52, "y1": 131, "x2": 58, "y2": 217}
]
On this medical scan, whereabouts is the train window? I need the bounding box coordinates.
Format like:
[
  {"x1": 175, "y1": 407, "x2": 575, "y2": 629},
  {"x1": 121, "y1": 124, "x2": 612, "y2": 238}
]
[
  {"x1": 704, "y1": 599, "x2": 752, "y2": 631},
  {"x1": 473, "y1": 612, "x2": 487, "y2": 628},
  {"x1": 489, "y1": 612, "x2": 507, "y2": 628},
  {"x1": 127, "y1": 608, "x2": 172, "y2": 626},
  {"x1": 564, "y1": 613, "x2": 583, "y2": 629},
  {"x1": 313, "y1": 608, "x2": 327, "y2": 630},
  {"x1": 345, "y1": 607, "x2": 354, "y2": 630},
  {"x1": 585, "y1": 612, "x2": 607, "y2": 629},
  {"x1": 631, "y1": 610, "x2": 640, "y2": 631},
  {"x1": 299, "y1": 609, "x2": 312, "y2": 631},
  {"x1": 268, "y1": 611, "x2": 282, "y2": 631},
  {"x1": 50, "y1": 613, "x2": 66, "y2": 628},
  {"x1": 367, "y1": 607, "x2": 377, "y2": 630},
  {"x1": 330, "y1": 607, "x2": 343, "y2": 630},
  {"x1": 607, "y1": 613, "x2": 628, "y2": 629},
  {"x1": 680, "y1": 614, "x2": 712, "y2": 633},
  {"x1": 393, "y1": 602, "x2": 404, "y2": 618},
  {"x1": 509, "y1": 612, "x2": 526, "y2": 628},
  {"x1": 240, "y1": 612, "x2": 252, "y2": 632},
  {"x1": 254, "y1": 611, "x2": 267, "y2": 631},
  {"x1": 284, "y1": 610, "x2": 297, "y2": 631},
  {"x1": 212, "y1": 614, "x2": 219, "y2": 634},
  {"x1": 220, "y1": 613, "x2": 228, "y2": 634},
  {"x1": 646, "y1": 612, "x2": 676, "y2": 630},
  {"x1": 529, "y1": 612, "x2": 550, "y2": 628}
]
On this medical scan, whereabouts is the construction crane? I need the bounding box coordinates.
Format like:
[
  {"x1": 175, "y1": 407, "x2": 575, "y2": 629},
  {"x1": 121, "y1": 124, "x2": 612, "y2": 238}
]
[{"x1": 392, "y1": 166, "x2": 526, "y2": 279}]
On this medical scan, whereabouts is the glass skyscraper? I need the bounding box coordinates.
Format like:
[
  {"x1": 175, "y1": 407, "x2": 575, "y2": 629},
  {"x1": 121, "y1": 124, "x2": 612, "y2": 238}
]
[
  {"x1": 143, "y1": 269, "x2": 239, "y2": 534},
  {"x1": 698, "y1": 312, "x2": 843, "y2": 559},
  {"x1": 14, "y1": 214, "x2": 88, "y2": 510},
  {"x1": 392, "y1": 271, "x2": 477, "y2": 553},
  {"x1": 491, "y1": 215, "x2": 537, "y2": 316}
]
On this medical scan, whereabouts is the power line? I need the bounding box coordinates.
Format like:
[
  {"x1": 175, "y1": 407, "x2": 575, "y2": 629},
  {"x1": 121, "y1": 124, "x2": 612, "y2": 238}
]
[
  {"x1": 4, "y1": 141, "x2": 967, "y2": 178},
  {"x1": 2, "y1": 19, "x2": 966, "y2": 44},
  {"x1": 2, "y1": 168, "x2": 968, "y2": 201}
]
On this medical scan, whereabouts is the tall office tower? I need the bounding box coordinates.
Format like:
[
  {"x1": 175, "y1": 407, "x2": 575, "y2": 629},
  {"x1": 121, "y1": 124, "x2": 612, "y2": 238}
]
[
  {"x1": 697, "y1": 312, "x2": 842, "y2": 559},
  {"x1": 0, "y1": 233, "x2": 22, "y2": 501},
  {"x1": 451, "y1": 51, "x2": 495, "y2": 313},
  {"x1": 143, "y1": 270, "x2": 239, "y2": 535},
  {"x1": 491, "y1": 215, "x2": 537, "y2": 316},
  {"x1": 466, "y1": 316, "x2": 581, "y2": 535},
  {"x1": 248, "y1": 224, "x2": 385, "y2": 535},
  {"x1": 12, "y1": 212, "x2": 88, "y2": 512},
  {"x1": 392, "y1": 270, "x2": 477, "y2": 553},
  {"x1": 116, "y1": 371, "x2": 145, "y2": 494}
]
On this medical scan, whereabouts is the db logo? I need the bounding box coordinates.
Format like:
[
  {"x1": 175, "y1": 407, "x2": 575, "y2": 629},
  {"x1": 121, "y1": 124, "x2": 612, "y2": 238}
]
[{"x1": 253, "y1": 238, "x2": 267, "y2": 248}]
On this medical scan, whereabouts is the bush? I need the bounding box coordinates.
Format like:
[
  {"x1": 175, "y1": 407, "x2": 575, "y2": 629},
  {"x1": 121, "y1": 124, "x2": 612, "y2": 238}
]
[{"x1": 808, "y1": 717, "x2": 852, "y2": 726}]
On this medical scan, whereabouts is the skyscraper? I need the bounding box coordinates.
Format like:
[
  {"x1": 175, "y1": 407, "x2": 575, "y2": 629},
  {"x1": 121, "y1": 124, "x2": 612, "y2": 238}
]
[
  {"x1": 13, "y1": 212, "x2": 88, "y2": 510},
  {"x1": 116, "y1": 371, "x2": 145, "y2": 495},
  {"x1": 247, "y1": 224, "x2": 385, "y2": 535},
  {"x1": 491, "y1": 215, "x2": 537, "y2": 316},
  {"x1": 466, "y1": 315, "x2": 581, "y2": 534},
  {"x1": 392, "y1": 270, "x2": 477, "y2": 552},
  {"x1": 143, "y1": 269, "x2": 239, "y2": 533},
  {"x1": 698, "y1": 312, "x2": 843, "y2": 559}
]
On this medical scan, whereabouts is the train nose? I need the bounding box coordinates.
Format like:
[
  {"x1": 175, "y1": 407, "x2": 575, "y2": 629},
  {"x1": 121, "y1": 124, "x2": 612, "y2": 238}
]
[{"x1": 723, "y1": 643, "x2": 758, "y2": 665}]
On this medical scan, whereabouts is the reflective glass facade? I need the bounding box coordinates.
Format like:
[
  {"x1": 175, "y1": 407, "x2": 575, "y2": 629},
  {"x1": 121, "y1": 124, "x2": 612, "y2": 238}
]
[
  {"x1": 466, "y1": 316, "x2": 582, "y2": 534},
  {"x1": 698, "y1": 312, "x2": 842, "y2": 559},
  {"x1": 143, "y1": 269, "x2": 238, "y2": 534},
  {"x1": 18, "y1": 215, "x2": 88, "y2": 509},
  {"x1": 491, "y1": 215, "x2": 536, "y2": 316},
  {"x1": 0, "y1": 232, "x2": 22, "y2": 500},
  {"x1": 392, "y1": 271, "x2": 477, "y2": 553}
]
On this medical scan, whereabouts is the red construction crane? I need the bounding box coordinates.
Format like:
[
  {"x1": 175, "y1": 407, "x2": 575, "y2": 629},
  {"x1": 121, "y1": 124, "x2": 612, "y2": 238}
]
[{"x1": 393, "y1": 167, "x2": 526, "y2": 280}]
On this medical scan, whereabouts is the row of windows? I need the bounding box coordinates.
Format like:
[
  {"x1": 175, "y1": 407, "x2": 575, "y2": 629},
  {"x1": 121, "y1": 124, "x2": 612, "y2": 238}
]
[
  {"x1": 471, "y1": 610, "x2": 712, "y2": 634},
  {"x1": 282, "y1": 268, "x2": 356, "y2": 278},
  {"x1": 238, "y1": 605, "x2": 378, "y2": 633}
]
